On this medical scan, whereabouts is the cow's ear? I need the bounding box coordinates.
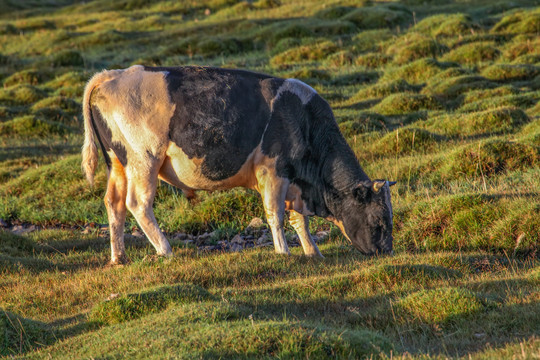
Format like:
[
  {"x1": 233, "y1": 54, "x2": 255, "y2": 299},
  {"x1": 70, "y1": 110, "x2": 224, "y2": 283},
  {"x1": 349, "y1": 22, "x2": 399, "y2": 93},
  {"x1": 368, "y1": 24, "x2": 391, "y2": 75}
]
[
  {"x1": 388, "y1": 181, "x2": 397, "y2": 187},
  {"x1": 353, "y1": 182, "x2": 371, "y2": 201}
]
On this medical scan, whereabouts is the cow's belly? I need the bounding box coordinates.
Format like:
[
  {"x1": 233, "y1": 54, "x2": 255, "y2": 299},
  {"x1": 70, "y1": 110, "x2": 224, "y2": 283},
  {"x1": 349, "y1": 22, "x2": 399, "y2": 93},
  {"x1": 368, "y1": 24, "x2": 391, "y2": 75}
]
[{"x1": 158, "y1": 142, "x2": 258, "y2": 191}]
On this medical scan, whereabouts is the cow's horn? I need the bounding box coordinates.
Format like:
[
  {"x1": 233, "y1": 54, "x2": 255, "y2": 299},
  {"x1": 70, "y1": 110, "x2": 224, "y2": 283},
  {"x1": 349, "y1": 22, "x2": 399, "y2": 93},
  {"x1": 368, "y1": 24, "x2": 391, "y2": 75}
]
[
  {"x1": 388, "y1": 181, "x2": 397, "y2": 187},
  {"x1": 373, "y1": 180, "x2": 385, "y2": 192}
]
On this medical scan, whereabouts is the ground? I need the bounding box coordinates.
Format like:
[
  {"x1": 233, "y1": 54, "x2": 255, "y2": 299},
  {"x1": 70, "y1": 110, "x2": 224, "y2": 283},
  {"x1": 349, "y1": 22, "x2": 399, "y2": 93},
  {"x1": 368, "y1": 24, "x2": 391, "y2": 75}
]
[{"x1": 0, "y1": 0, "x2": 538, "y2": 358}]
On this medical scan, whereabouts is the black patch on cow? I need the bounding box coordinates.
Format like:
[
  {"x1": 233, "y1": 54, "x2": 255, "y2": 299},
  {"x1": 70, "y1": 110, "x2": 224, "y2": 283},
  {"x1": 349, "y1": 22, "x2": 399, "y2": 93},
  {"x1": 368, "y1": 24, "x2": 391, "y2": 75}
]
[
  {"x1": 90, "y1": 89, "x2": 128, "y2": 168},
  {"x1": 262, "y1": 91, "x2": 369, "y2": 218},
  {"x1": 145, "y1": 66, "x2": 281, "y2": 181}
]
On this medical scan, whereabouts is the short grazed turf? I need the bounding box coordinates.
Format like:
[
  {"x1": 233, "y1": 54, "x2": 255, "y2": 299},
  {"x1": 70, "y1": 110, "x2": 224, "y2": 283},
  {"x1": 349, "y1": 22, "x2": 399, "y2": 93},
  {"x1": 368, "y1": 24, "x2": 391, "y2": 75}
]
[{"x1": 0, "y1": 0, "x2": 538, "y2": 358}]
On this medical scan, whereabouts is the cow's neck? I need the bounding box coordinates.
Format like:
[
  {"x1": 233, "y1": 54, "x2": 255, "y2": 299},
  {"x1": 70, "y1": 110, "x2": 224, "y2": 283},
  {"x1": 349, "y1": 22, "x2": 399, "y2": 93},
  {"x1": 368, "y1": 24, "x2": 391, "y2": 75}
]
[
  {"x1": 322, "y1": 146, "x2": 370, "y2": 213},
  {"x1": 293, "y1": 142, "x2": 369, "y2": 219}
]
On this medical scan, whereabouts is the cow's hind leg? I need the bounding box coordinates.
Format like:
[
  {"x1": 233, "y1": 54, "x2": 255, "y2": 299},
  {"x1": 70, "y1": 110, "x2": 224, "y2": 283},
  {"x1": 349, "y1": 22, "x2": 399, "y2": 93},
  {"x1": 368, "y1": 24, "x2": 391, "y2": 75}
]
[
  {"x1": 105, "y1": 156, "x2": 128, "y2": 264},
  {"x1": 125, "y1": 162, "x2": 172, "y2": 258},
  {"x1": 255, "y1": 166, "x2": 290, "y2": 255},
  {"x1": 289, "y1": 211, "x2": 323, "y2": 258}
]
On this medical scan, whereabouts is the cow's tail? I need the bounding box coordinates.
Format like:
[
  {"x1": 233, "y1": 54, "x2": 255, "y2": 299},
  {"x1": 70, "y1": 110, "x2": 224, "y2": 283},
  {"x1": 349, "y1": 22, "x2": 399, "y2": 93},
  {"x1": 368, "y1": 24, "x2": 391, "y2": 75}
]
[{"x1": 81, "y1": 73, "x2": 103, "y2": 187}]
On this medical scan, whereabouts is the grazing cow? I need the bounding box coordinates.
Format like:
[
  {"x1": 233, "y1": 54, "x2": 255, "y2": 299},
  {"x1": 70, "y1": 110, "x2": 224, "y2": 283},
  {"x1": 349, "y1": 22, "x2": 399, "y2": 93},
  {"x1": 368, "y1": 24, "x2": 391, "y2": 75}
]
[{"x1": 82, "y1": 65, "x2": 395, "y2": 264}]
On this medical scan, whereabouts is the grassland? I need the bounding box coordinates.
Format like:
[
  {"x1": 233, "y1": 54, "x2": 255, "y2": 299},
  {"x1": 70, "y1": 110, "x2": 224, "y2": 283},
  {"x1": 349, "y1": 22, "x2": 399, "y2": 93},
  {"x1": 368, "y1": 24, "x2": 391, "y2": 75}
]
[{"x1": 0, "y1": 0, "x2": 539, "y2": 358}]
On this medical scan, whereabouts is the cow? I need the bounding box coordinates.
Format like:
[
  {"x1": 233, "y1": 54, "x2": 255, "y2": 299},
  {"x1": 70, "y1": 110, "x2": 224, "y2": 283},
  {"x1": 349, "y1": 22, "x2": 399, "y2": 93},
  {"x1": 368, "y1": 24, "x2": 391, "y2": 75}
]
[{"x1": 82, "y1": 65, "x2": 395, "y2": 264}]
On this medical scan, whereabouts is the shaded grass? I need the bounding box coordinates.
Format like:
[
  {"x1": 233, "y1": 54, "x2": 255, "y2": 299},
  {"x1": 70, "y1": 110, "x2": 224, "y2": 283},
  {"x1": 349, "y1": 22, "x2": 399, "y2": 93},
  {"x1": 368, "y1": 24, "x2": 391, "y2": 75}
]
[
  {"x1": 89, "y1": 283, "x2": 213, "y2": 325},
  {"x1": 0, "y1": 0, "x2": 539, "y2": 358}
]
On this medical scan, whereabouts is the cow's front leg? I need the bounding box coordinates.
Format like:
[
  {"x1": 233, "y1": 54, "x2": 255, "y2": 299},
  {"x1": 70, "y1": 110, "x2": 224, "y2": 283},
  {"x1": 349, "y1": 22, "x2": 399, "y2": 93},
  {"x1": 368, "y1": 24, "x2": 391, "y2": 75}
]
[
  {"x1": 125, "y1": 164, "x2": 173, "y2": 258},
  {"x1": 104, "y1": 156, "x2": 128, "y2": 264},
  {"x1": 289, "y1": 210, "x2": 323, "y2": 258},
  {"x1": 256, "y1": 167, "x2": 290, "y2": 255}
]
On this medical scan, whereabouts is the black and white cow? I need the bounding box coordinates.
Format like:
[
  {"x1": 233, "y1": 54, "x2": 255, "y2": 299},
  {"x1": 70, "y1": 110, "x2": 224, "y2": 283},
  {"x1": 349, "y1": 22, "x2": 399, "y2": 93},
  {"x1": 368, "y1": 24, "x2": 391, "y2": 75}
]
[{"x1": 82, "y1": 65, "x2": 395, "y2": 264}]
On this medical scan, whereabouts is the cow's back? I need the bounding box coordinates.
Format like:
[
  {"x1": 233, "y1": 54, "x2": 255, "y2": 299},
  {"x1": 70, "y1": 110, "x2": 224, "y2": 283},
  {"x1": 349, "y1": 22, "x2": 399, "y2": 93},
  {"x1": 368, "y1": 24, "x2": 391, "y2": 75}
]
[{"x1": 152, "y1": 66, "x2": 284, "y2": 181}]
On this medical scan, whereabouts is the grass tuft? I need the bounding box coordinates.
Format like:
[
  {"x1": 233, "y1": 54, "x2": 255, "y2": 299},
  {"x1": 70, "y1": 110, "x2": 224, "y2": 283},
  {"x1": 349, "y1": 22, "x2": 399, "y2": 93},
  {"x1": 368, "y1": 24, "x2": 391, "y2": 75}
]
[
  {"x1": 270, "y1": 40, "x2": 338, "y2": 67},
  {"x1": 50, "y1": 50, "x2": 84, "y2": 67},
  {"x1": 441, "y1": 42, "x2": 500, "y2": 64},
  {"x1": 491, "y1": 9, "x2": 540, "y2": 34},
  {"x1": 381, "y1": 58, "x2": 451, "y2": 84},
  {"x1": 89, "y1": 284, "x2": 213, "y2": 325},
  {"x1": 0, "y1": 115, "x2": 70, "y2": 137},
  {"x1": 371, "y1": 92, "x2": 442, "y2": 115},
  {"x1": 386, "y1": 32, "x2": 447, "y2": 64},
  {"x1": 342, "y1": 4, "x2": 412, "y2": 30},
  {"x1": 395, "y1": 287, "x2": 484, "y2": 324},
  {"x1": 0, "y1": 84, "x2": 46, "y2": 105},
  {"x1": 424, "y1": 107, "x2": 530, "y2": 136},
  {"x1": 411, "y1": 13, "x2": 478, "y2": 37},
  {"x1": 481, "y1": 64, "x2": 539, "y2": 82},
  {"x1": 370, "y1": 128, "x2": 442, "y2": 156},
  {"x1": 423, "y1": 74, "x2": 496, "y2": 97}
]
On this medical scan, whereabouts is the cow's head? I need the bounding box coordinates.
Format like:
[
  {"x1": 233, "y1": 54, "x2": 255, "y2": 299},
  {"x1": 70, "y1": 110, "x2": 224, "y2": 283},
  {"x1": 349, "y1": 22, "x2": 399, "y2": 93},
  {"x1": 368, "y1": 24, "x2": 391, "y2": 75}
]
[{"x1": 330, "y1": 180, "x2": 396, "y2": 255}]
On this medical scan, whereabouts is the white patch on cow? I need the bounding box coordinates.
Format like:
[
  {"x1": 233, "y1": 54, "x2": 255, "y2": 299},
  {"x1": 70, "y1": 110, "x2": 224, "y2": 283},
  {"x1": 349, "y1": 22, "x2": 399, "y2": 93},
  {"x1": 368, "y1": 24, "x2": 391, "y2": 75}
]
[
  {"x1": 159, "y1": 142, "x2": 260, "y2": 191},
  {"x1": 94, "y1": 67, "x2": 176, "y2": 174},
  {"x1": 274, "y1": 78, "x2": 317, "y2": 106},
  {"x1": 384, "y1": 181, "x2": 393, "y2": 223}
]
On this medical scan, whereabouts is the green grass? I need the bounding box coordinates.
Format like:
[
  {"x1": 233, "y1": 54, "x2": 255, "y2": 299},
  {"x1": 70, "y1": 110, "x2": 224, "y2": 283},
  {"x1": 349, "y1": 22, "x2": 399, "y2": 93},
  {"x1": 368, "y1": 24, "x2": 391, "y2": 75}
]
[{"x1": 0, "y1": 0, "x2": 539, "y2": 358}]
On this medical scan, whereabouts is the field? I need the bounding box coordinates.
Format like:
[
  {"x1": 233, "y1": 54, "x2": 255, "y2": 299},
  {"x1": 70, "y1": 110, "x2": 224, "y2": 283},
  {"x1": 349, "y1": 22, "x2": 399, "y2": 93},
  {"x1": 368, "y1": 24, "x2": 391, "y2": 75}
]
[{"x1": 0, "y1": 0, "x2": 539, "y2": 358}]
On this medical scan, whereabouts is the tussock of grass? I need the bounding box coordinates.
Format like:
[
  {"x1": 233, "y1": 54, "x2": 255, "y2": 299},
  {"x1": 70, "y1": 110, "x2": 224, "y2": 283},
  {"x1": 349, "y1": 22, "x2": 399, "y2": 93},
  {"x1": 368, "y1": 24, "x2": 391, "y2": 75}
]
[
  {"x1": 371, "y1": 92, "x2": 442, "y2": 115},
  {"x1": 395, "y1": 287, "x2": 484, "y2": 324},
  {"x1": 270, "y1": 40, "x2": 338, "y2": 67},
  {"x1": 441, "y1": 140, "x2": 538, "y2": 181},
  {"x1": 49, "y1": 50, "x2": 84, "y2": 67},
  {"x1": 32, "y1": 95, "x2": 80, "y2": 114},
  {"x1": 386, "y1": 32, "x2": 447, "y2": 64},
  {"x1": 89, "y1": 284, "x2": 213, "y2": 325},
  {"x1": 353, "y1": 79, "x2": 417, "y2": 100},
  {"x1": 370, "y1": 128, "x2": 442, "y2": 157},
  {"x1": 352, "y1": 29, "x2": 393, "y2": 52},
  {"x1": 424, "y1": 108, "x2": 530, "y2": 136},
  {"x1": 422, "y1": 75, "x2": 495, "y2": 97},
  {"x1": 354, "y1": 52, "x2": 391, "y2": 69},
  {"x1": 269, "y1": 23, "x2": 313, "y2": 45},
  {"x1": 325, "y1": 50, "x2": 355, "y2": 67},
  {"x1": 0, "y1": 155, "x2": 106, "y2": 224},
  {"x1": 311, "y1": 20, "x2": 357, "y2": 36},
  {"x1": 2, "y1": 69, "x2": 43, "y2": 87},
  {"x1": 342, "y1": 4, "x2": 412, "y2": 30},
  {"x1": 156, "y1": 188, "x2": 264, "y2": 234},
  {"x1": 459, "y1": 92, "x2": 538, "y2": 113},
  {"x1": 285, "y1": 67, "x2": 330, "y2": 82},
  {"x1": 461, "y1": 85, "x2": 518, "y2": 104},
  {"x1": 491, "y1": 9, "x2": 540, "y2": 34},
  {"x1": 411, "y1": 13, "x2": 478, "y2": 37},
  {"x1": 441, "y1": 42, "x2": 500, "y2": 64},
  {"x1": 314, "y1": 5, "x2": 356, "y2": 20},
  {"x1": 0, "y1": 115, "x2": 70, "y2": 137},
  {"x1": 481, "y1": 63, "x2": 539, "y2": 81},
  {"x1": 0, "y1": 84, "x2": 46, "y2": 105},
  {"x1": 502, "y1": 35, "x2": 540, "y2": 61},
  {"x1": 0, "y1": 310, "x2": 52, "y2": 356},
  {"x1": 381, "y1": 58, "x2": 451, "y2": 84},
  {"x1": 396, "y1": 193, "x2": 539, "y2": 252},
  {"x1": 519, "y1": 119, "x2": 540, "y2": 145},
  {"x1": 338, "y1": 112, "x2": 387, "y2": 137}
]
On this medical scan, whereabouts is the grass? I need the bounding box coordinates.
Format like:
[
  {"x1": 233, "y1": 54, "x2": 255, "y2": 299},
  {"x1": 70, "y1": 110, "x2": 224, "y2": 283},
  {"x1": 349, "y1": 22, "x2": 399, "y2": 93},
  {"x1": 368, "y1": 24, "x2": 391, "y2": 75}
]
[{"x1": 0, "y1": 0, "x2": 539, "y2": 358}]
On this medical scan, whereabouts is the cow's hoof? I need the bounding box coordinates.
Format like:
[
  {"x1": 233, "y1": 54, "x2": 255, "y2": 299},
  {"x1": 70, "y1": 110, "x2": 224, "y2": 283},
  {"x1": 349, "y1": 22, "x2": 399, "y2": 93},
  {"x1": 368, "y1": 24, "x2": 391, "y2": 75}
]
[
  {"x1": 109, "y1": 256, "x2": 129, "y2": 266},
  {"x1": 306, "y1": 252, "x2": 324, "y2": 259}
]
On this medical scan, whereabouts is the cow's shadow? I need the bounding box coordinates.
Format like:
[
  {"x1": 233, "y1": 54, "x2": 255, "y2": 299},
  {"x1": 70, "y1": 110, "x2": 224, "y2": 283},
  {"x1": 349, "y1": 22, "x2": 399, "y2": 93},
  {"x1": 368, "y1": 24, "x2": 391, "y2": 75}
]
[{"x1": 224, "y1": 275, "x2": 539, "y2": 358}]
